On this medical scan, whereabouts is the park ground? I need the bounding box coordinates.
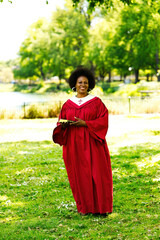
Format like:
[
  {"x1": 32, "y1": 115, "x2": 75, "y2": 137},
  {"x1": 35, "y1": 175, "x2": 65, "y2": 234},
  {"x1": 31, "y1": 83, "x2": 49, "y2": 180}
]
[{"x1": 0, "y1": 114, "x2": 160, "y2": 239}]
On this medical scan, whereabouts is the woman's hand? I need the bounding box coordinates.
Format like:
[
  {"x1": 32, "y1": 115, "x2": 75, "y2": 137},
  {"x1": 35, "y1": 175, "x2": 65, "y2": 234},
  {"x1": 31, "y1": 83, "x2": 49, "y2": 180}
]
[
  {"x1": 70, "y1": 117, "x2": 87, "y2": 127},
  {"x1": 60, "y1": 122, "x2": 70, "y2": 129}
]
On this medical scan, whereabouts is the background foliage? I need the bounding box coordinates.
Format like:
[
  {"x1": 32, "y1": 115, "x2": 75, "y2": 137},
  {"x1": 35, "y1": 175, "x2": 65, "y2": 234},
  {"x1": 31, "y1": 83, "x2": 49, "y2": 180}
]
[{"x1": 7, "y1": 0, "x2": 160, "y2": 83}]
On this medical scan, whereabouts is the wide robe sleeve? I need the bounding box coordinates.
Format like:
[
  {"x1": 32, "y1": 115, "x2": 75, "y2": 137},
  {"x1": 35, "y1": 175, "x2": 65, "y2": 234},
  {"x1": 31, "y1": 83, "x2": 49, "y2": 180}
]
[
  {"x1": 85, "y1": 99, "x2": 109, "y2": 143},
  {"x1": 52, "y1": 103, "x2": 69, "y2": 146}
]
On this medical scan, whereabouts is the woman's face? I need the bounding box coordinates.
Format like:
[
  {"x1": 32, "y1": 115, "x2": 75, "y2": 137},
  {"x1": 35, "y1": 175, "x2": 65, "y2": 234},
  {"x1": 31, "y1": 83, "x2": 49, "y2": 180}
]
[{"x1": 75, "y1": 76, "x2": 89, "y2": 95}]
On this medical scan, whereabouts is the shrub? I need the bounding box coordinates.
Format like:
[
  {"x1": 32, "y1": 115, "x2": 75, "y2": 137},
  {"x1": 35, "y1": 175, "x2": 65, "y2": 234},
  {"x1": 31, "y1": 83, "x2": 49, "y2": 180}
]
[
  {"x1": 24, "y1": 104, "x2": 43, "y2": 119},
  {"x1": 48, "y1": 102, "x2": 62, "y2": 118},
  {"x1": 23, "y1": 102, "x2": 62, "y2": 119},
  {"x1": 113, "y1": 80, "x2": 160, "y2": 97}
]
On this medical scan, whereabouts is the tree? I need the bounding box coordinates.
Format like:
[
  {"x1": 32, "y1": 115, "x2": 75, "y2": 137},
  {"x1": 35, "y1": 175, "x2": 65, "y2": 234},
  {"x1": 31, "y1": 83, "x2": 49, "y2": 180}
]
[
  {"x1": 10, "y1": 0, "x2": 160, "y2": 83},
  {"x1": 0, "y1": 0, "x2": 132, "y2": 7},
  {"x1": 13, "y1": 18, "x2": 51, "y2": 80},
  {"x1": 49, "y1": 6, "x2": 88, "y2": 75},
  {"x1": 108, "y1": 0, "x2": 160, "y2": 83},
  {"x1": 72, "y1": 0, "x2": 132, "y2": 10},
  {"x1": 14, "y1": 4, "x2": 89, "y2": 81},
  {"x1": 84, "y1": 18, "x2": 115, "y2": 81},
  {"x1": 149, "y1": 0, "x2": 160, "y2": 81}
]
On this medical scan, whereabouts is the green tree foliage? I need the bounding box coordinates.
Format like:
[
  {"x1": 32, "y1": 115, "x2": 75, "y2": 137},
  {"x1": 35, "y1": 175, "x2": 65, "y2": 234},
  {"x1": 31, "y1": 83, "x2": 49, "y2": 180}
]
[
  {"x1": 48, "y1": 5, "x2": 88, "y2": 77},
  {"x1": 114, "y1": 1, "x2": 160, "y2": 82},
  {"x1": 91, "y1": 0, "x2": 160, "y2": 82},
  {"x1": 112, "y1": 0, "x2": 160, "y2": 82},
  {"x1": 14, "y1": 18, "x2": 51, "y2": 80},
  {"x1": 14, "y1": 4, "x2": 88, "y2": 80},
  {"x1": 84, "y1": 18, "x2": 114, "y2": 81},
  {"x1": 13, "y1": 0, "x2": 160, "y2": 82},
  {"x1": 0, "y1": 0, "x2": 132, "y2": 8},
  {"x1": 72, "y1": 0, "x2": 132, "y2": 10}
]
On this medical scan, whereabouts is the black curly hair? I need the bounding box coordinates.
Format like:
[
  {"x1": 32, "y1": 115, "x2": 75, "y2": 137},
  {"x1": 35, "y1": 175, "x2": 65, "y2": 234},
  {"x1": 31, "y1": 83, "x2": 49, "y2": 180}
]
[{"x1": 68, "y1": 67, "x2": 95, "y2": 92}]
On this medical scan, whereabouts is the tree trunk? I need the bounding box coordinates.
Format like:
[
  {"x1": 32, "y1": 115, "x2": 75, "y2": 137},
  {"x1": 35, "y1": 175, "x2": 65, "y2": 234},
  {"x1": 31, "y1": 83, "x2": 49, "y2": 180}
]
[
  {"x1": 155, "y1": 51, "x2": 160, "y2": 81},
  {"x1": 155, "y1": 30, "x2": 160, "y2": 81},
  {"x1": 108, "y1": 71, "x2": 111, "y2": 82},
  {"x1": 135, "y1": 69, "x2": 139, "y2": 83},
  {"x1": 40, "y1": 64, "x2": 46, "y2": 80},
  {"x1": 146, "y1": 74, "x2": 149, "y2": 81},
  {"x1": 90, "y1": 62, "x2": 95, "y2": 75}
]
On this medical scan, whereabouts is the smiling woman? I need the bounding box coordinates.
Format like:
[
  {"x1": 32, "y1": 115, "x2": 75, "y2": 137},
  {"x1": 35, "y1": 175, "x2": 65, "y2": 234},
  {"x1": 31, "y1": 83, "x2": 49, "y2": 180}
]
[{"x1": 53, "y1": 67, "x2": 113, "y2": 215}]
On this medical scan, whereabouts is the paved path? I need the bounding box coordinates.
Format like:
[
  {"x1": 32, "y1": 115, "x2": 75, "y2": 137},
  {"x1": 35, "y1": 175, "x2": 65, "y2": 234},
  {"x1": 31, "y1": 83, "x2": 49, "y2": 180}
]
[
  {"x1": 0, "y1": 114, "x2": 160, "y2": 143},
  {"x1": 108, "y1": 114, "x2": 160, "y2": 137}
]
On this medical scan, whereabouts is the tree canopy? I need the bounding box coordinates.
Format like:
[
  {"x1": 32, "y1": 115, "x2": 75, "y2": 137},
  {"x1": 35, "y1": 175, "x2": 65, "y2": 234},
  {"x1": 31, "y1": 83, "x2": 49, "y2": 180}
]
[
  {"x1": 0, "y1": 0, "x2": 132, "y2": 6},
  {"x1": 71, "y1": 0, "x2": 132, "y2": 10},
  {"x1": 12, "y1": 0, "x2": 160, "y2": 82}
]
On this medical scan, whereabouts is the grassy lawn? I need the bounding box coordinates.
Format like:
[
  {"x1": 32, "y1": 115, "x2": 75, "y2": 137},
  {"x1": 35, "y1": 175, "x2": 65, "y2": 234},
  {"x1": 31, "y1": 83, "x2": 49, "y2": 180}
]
[{"x1": 0, "y1": 119, "x2": 160, "y2": 239}]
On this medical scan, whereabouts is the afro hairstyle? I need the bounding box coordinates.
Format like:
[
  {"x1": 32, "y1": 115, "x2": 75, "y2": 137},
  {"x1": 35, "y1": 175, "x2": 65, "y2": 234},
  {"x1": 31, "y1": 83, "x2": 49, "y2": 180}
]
[{"x1": 68, "y1": 67, "x2": 95, "y2": 92}]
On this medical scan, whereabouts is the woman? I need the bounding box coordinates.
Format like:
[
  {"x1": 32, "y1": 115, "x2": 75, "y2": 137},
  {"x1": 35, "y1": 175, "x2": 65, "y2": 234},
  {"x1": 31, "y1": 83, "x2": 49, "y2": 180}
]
[{"x1": 53, "y1": 67, "x2": 113, "y2": 215}]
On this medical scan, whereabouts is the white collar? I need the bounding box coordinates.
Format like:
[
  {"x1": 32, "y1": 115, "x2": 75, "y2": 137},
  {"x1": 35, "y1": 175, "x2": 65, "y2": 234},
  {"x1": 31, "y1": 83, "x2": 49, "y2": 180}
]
[{"x1": 70, "y1": 95, "x2": 95, "y2": 106}]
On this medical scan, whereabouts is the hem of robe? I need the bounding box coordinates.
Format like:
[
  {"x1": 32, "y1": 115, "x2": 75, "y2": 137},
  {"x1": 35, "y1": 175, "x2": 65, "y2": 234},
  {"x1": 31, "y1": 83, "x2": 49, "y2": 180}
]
[
  {"x1": 76, "y1": 203, "x2": 113, "y2": 214},
  {"x1": 77, "y1": 209, "x2": 113, "y2": 215},
  {"x1": 78, "y1": 211, "x2": 113, "y2": 215}
]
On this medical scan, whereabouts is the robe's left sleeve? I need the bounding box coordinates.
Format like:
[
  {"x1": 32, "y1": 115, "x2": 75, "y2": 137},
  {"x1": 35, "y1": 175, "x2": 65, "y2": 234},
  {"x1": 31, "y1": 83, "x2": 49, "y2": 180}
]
[
  {"x1": 52, "y1": 103, "x2": 69, "y2": 146},
  {"x1": 85, "y1": 99, "x2": 108, "y2": 143},
  {"x1": 52, "y1": 125, "x2": 68, "y2": 146}
]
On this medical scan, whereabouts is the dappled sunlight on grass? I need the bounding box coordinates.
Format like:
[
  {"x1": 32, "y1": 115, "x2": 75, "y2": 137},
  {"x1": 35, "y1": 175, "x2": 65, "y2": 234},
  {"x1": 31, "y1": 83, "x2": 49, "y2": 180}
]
[
  {"x1": 16, "y1": 167, "x2": 35, "y2": 175},
  {"x1": 0, "y1": 195, "x2": 8, "y2": 201},
  {"x1": 0, "y1": 217, "x2": 20, "y2": 224},
  {"x1": 135, "y1": 153, "x2": 160, "y2": 169}
]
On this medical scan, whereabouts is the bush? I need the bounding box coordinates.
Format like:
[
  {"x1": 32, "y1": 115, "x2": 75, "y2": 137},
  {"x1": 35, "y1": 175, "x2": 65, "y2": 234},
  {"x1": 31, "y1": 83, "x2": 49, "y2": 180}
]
[
  {"x1": 48, "y1": 102, "x2": 62, "y2": 118},
  {"x1": 113, "y1": 81, "x2": 160, "y2": 97},
  {"x1": 24, "y1": 104, "x2": 44, "y2": 119},
  {"x1": 23, "y1": 102, "x2": 62, "y2": 119}
]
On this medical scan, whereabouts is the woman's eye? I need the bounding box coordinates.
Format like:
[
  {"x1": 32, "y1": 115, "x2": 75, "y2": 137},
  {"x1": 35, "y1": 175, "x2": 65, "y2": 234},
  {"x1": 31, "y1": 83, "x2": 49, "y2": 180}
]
[{"x1": 78, "y1": 81, "x2": 88, "y2": 85}]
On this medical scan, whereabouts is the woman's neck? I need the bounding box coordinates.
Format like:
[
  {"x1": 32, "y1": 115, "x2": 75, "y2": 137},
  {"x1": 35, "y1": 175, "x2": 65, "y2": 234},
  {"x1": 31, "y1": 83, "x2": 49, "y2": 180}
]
[{"x1": 76, "y1": 93, "x2": 88, "y2": 98}]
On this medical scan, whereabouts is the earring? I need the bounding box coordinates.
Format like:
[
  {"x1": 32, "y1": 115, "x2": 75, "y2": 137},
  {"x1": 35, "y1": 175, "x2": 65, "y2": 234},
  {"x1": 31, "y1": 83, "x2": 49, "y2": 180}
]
[{"x1": 72, "y1": 87, "x2": 76, "y2": 91}]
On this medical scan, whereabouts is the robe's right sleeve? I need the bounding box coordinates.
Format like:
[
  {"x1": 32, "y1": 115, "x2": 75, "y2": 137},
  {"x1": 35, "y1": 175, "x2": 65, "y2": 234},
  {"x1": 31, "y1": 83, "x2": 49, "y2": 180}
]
[{"x1": 52, "y1": 103, "x2": 68, "y2": 146}]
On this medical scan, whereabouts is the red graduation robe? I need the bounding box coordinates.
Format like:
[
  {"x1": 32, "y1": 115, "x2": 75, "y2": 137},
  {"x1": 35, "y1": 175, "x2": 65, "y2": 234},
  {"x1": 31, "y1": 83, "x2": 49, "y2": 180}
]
[{"x1": 53, "y1": 96, "x2": 113, "y2": 214}]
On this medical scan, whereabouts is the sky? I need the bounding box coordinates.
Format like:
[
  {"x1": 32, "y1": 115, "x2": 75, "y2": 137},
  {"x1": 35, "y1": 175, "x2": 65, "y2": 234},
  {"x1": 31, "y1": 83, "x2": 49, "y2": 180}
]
[{"x1": 0, "y1": 0, "x2": 65, "y2": 61}]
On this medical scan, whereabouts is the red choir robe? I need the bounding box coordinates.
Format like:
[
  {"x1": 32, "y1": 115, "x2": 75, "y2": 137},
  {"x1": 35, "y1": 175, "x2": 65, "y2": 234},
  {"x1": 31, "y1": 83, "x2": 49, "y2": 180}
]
[{"x1": 53, "y1": 96, "x2": 113, "y2": 214}]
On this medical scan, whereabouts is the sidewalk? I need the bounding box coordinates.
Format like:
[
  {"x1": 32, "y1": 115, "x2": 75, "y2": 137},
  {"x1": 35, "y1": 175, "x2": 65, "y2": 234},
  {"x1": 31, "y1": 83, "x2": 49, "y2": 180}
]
[{"x1": 0, "y1": 114, "x2": 160, "y2": 143}]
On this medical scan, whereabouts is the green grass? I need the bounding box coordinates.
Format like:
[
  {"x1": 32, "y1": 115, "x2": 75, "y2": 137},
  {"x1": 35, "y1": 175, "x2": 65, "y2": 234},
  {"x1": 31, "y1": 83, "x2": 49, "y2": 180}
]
[{"x1": 0, "y1": 125, "x2": 160, "y2": 239}]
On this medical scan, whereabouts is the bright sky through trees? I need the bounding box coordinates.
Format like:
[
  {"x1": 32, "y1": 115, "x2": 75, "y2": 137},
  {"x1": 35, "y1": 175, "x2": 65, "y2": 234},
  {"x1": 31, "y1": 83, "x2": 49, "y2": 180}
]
[{"x1": 0, "y1": 0, "x2": 64, "y2": 61}]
